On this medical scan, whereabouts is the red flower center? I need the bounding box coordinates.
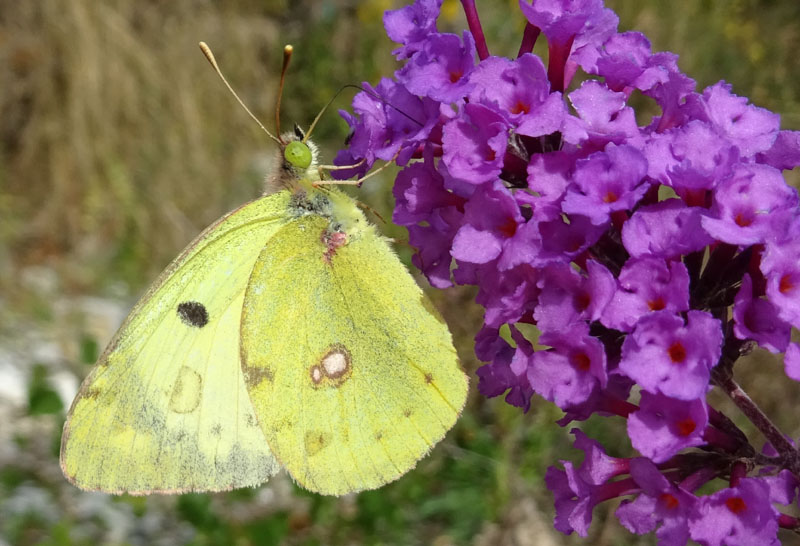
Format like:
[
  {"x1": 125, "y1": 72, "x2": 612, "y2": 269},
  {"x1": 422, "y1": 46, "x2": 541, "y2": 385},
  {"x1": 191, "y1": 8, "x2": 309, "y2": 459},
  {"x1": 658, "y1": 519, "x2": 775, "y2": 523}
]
[
  {"x1": 659, "y1": 493, "x2": 679, "y2": 510},
  {"x1": 571, "y1": 352, "x2": 591, "y2": 371},
  {"x1": 511, "y1": 100, "x2": 530, "y2": 114},
  {"x1": 675, "y1": 417, "x2": 697, "y2": 436},
  {"x1": 725, "y1": 497, "x2": 747, "y2": 514},
  {"x1": 734, "y1": 211, "x2": 754, "y2": 227},
  {"x1": 498, "y1": 217, "x2": 518, "y2": 238},
  {"x1": 575, "y1": 292, "x2": 591, "y2": 311},
  {"x1": 602, "y1": 190, "x2": 619, "y2": 203},
  {"x1": 668, "y1": 342, "x2": 687, "y2": 364},
  {"x1": 780, "y1": 273, "x2": 796, "y2": 295}
]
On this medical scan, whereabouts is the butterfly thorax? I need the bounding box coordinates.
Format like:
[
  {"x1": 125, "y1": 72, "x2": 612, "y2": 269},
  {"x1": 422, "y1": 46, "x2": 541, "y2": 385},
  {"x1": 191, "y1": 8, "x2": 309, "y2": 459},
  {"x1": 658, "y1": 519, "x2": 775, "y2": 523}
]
[{"x1": 288, "y1": 183, "x2": 371, "y2": 248}]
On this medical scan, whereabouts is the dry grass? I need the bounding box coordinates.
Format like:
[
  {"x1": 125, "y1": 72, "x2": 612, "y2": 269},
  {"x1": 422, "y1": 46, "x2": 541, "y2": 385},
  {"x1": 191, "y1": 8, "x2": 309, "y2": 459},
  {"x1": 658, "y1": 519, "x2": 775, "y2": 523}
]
[{"x1": 0, "y1": 0, "x2": 397, "y2": 290}]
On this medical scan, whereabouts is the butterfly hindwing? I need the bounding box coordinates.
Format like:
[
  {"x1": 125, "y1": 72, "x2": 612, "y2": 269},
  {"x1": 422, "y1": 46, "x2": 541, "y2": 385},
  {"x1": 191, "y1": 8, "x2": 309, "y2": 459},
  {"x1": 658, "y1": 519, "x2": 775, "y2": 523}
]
[
  {"x1": 60, "y1": 192, "x2": 291, "y2": 494},
  {"x1": 240, "y1": 198, "x2": 468, "y2": 495}
]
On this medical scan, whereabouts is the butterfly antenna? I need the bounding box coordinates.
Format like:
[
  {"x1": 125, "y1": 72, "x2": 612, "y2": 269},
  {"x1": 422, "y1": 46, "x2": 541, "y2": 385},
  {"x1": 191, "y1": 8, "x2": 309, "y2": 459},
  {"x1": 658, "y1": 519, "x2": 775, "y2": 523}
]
[
  {"x1": 303, "y1": 90, "x2": 339, "y2": 144},
  {"x1": 275, "y1": 45, "x2": 294, "y2": 145},
  {"x1": 343, "y1": 84, "x2": 425, "y2": 127},
  {"x1": 304, "y1": 84, "x2": 424, "y2": 144},
  {"x1": 198, "y1": 41, "x2": 281, "y2": 145}
]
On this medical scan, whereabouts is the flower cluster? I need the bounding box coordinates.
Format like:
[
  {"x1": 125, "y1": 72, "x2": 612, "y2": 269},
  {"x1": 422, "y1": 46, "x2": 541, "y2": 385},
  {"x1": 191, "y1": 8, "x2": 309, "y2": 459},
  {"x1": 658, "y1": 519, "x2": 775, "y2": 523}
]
[{"x1": 336, "y1": 0, "x2": 800, "y2": 543}]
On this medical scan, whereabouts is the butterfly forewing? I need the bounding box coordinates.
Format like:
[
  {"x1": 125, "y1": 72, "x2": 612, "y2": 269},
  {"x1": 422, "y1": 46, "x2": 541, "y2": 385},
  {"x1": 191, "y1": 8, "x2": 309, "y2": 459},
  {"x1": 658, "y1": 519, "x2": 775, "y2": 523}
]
[{"x1": 61, "y1": 193, "x2": 291, "y2": 494}]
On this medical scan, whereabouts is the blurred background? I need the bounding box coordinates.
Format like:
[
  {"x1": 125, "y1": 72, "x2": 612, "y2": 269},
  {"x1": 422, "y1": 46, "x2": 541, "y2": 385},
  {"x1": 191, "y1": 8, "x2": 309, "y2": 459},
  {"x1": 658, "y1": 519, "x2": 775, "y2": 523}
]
[{"x1": 1, "y1": 0, "x2": 800, "y2": 544}]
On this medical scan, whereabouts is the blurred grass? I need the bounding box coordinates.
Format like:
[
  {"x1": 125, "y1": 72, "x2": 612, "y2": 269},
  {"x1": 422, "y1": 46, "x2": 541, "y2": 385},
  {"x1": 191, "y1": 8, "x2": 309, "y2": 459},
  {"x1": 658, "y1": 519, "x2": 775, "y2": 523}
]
[{"x1": 1, "y1": 0, "x2": 800, "y2": 545}]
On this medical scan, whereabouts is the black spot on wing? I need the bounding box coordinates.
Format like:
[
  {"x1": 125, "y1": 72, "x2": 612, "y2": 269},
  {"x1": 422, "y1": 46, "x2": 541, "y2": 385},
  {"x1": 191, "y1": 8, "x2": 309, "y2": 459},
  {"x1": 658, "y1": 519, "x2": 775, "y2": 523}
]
[{"x1": 177, "y1": 301, "x2": 209, "y2": 328}]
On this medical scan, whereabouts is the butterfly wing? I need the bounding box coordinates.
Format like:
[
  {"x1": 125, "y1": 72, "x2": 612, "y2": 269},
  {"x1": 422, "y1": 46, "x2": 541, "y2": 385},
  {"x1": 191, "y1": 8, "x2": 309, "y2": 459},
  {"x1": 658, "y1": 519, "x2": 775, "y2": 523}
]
[
  {"x1": 61, "y1": 192, "x2": 291, "y2": 494},
  {"x1": 241, "y1": 211, "x2": 468, "y2": 496}
]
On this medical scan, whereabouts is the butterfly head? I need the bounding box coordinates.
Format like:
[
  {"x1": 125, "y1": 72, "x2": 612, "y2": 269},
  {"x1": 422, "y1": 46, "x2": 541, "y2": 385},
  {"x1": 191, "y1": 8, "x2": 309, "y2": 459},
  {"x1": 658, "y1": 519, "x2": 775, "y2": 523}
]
[
  {"x1": 281, "y1": 124, "x2": 318, "y2": 172},
  {"x1": 264, "y1": 124, "x2": 319, "y2": 194}
]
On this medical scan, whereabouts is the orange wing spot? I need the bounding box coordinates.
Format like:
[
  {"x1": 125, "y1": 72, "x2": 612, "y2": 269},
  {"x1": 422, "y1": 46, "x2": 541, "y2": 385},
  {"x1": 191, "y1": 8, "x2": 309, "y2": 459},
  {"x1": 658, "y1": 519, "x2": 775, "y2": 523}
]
[{"x1": 310, "y1": 344, "x2": 352, "y2": 388}]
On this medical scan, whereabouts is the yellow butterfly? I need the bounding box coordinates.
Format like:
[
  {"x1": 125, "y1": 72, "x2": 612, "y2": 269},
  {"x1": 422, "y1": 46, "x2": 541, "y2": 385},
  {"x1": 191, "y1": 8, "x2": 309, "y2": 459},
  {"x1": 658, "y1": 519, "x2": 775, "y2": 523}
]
[{"x1": 59, "y1": 43, "x2": 468, "y2": 496}]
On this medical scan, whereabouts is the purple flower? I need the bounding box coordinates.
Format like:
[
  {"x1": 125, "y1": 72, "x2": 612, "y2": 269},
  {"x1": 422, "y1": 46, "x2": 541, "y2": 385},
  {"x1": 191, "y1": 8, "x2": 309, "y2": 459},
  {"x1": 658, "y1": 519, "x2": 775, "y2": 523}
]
[
  {"x1": 450, "y1": 182, "x2": 536, "y2": 269},
  {"x1": 383, "y1": 0, "x2": 442, "y2": 59},
  {"x1": 627, "y1": 391, "x2": 708, "y2": 462},
  {"x1": 760, "y1": 218, "x2": 800, "y2": 328},
  {"x1": 518, "y1": 0, "x2": 611, "y2": 52},
  {"x1": 561, "y1": 81, "x2": 641, "y2": 147},
  {"x1": 621, "y1": 199, "x2": 714, "y2": 259},
  {"x1": 757, "y1": 129, "x2": 800, "y2": 171},
  {"x1": 527, "y1": 324, "x2": 608, "y2": 408},
  {"x1": 475, "y1": 326, "x2": 534, "y2": 410},
  {"x1": 601, "y1": 257, "x2": 690, "y2": 333},
  {"x1": 526, "y1": 150, "x2": 574, "y2": 204},
  {"x1": 334, "y1": 78, "x2": 439, "y2": 175},
  {"x1": 562, "y1": 143, "x2": 649, "y2": 225},
  {"x1": 701, "y1": 164, "x2": 798, "y2": 246},
  {"x1": 688, "y1": 478, "x2": 779, "y2": 545},
  {"x1": 733, "y1": 274, "x2": 791, "y2": 353},
  {"x1": 467, "y1": 54, "x2": 566, "y2": 137},
  {"x1": 619, "y1": 310, "x2": 722, "y2": 400},
  {"x1": 533, "y1": 261, "x2": 615, "y2": 332},
  {"x1": 533, "y1": 209, "x2": 606, "y2": 265},
  {"x1": 397, "y1": 31, "x2": 476, "y2": 103},
  {"x1": 547, "y1": 429, "x2": 631, "y2": 536},
  {"x1": 442, "y1": 103, "x2": 509, "y2": 185},
  {"x1": 616, "y1": 458, "x2": 697, "y2": 546},
  {"x1": 393, "y1": 150, "x2": 465, "y2": 288},
  {"x1": 762, "y1": 470, "x2": 799, "y2": 506},
  {"x1": 644, "y1": 120, "x2": 739, "y2": 191},
  {"x1": 784, "y1": 342, "x2": 800, "y2": 382},
  {"x1": 476, "y1": 266, "x2": 539, "y2": 328},
  {"x1": 689, "y1": 82, "x2": 780, "y2": 159}
]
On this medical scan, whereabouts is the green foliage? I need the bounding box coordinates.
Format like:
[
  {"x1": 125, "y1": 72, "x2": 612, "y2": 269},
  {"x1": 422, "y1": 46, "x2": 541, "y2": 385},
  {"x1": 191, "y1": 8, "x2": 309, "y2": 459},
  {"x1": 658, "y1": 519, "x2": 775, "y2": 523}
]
[{"x1": 27, "y1": 364, "x2": 64, "y2": 416}]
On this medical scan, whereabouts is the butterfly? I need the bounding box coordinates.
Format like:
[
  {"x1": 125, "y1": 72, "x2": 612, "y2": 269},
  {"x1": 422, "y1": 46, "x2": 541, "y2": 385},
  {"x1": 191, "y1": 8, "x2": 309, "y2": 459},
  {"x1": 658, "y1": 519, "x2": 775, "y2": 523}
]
[{"x1": 59, "y1": 43, "x2": 468, "y2": 496}]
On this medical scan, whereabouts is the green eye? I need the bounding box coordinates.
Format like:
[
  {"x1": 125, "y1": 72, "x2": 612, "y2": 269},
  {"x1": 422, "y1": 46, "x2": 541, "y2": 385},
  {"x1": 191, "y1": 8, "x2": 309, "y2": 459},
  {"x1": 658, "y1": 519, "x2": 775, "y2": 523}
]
[{"x1": 285, "y1": 141, "x2": 312, "y2": 169}]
